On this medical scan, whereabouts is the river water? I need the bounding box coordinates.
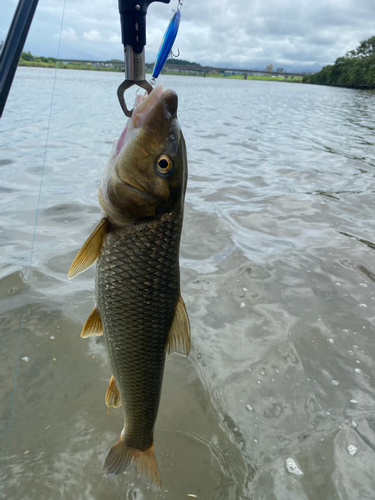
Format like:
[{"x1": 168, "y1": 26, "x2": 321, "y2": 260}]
[{"x1": 1, "y1": 67, "x2": 375, "y2": 500}]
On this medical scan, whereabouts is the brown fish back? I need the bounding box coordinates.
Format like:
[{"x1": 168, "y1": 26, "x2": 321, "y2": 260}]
[{"x1": 96, "y1": 211, "x2": 182, "y2": 451}]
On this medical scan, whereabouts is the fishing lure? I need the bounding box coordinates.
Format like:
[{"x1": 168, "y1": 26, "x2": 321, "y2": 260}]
[{"x1": 152, "y1": 9, "x2": 181, "y2": 80}]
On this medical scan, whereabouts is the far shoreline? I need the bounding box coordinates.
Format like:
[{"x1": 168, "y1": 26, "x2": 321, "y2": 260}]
[{"x1": 18, "y1": 61, "x2": 303, "y2": 83}]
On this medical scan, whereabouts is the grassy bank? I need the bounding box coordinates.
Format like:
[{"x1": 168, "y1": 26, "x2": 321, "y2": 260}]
[
  {"x1": 303, "y1": 36, "x2": 375, "y2": 87},
  {"x1": 162, "y1": 72, "x2": 302, "y2": 82},
  {"x1": 18, "y1": 52, "x2": 302, "y2": 82},
  {"x1": 19, "y1": 57, "x2": 122, "y2": 72}
]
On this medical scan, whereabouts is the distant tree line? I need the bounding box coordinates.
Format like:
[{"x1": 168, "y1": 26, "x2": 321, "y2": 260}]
[
  {"x1": 18, "y1": 52, "x2": 202, "y2": 71},
  {"x1": 20, "y1": 51, "x2": 57, "y2": 64},
  {"x1": 17, "y1": 52, "x2": 302, "y2": 83},
  {"x1": 18, "y1": 51, "x2": 121, "y2": 71},
  {"x1": 303, "y1": 36, "x2": 375, "y2": 86},
  {"x1": 165, "y1": 58, "x2": 201, "y2": 66}
]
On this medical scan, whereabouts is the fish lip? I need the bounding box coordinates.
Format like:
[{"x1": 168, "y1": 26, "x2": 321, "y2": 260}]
[
  {"x1": 115, "y1": 86, "x2": 178, "y2": 157},
  {"x1": 133, "y1": 87, "x2": 178, "y2": 131},
  {"x1": 145, "y1": 89, "x2": 178, "y2": 125},
  {"x1": 115, "y1": 84, "x2": 165, "y2": 157},
  {"x1": 132, "y1": 84, "x2": 165, "y2": 128}
]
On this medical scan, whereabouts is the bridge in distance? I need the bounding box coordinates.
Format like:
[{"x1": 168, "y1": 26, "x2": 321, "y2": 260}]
[{"x1": 62, "y1": 59, "x2": 306, "y2": 78}]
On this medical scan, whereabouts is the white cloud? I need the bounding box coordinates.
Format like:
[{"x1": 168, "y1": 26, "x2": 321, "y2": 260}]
[
  {"x1": 1, "y1": 0, "x2": 374, "y2": 71},
  {"x1": 83, "y1": 30, "x2": 103, "y2": 42},
  {"x1": 59, "y1": 27, "x2": 77, "y2": 41},
  {"x1": 108, "y1": 33, "x2": 121, "y2": 44},
  {"x1": 82, "y1": 30, "x2": 120, "y2": 44}
]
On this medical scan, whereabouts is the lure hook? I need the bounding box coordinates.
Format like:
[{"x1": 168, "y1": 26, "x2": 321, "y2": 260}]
[{"x1": 170, "y1": 47, "x2": 180, "y2": 58}]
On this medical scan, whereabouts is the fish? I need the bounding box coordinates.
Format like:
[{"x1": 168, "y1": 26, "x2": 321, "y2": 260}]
[{"x1": 68, "y1": 84, "x2": 190, "y2": 487}]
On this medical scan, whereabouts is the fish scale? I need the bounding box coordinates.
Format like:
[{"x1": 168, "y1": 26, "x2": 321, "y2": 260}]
[{"x1": 96, "y1": 212, "x2": 182, "y2": 450}]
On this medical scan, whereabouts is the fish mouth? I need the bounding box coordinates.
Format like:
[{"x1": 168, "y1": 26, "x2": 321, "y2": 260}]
[
  {"x1": 132, "y1": 84, "x2": 165, "y2": 129},
  {"x1": 115, "y1": 84, "x2": 177, "y2": 156},
  {"x1": 115, "y1": 84, "x2": 164, "y2": 156},
  {"x1": 133, "y1": 86, "x2": 178, "y2": 128}
]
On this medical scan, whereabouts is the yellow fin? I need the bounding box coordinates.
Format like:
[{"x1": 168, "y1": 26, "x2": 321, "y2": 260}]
[
  {"x1": 166, "y1": 296, "x2": 191, "y2": 357},
  {"x1": 133, "y1": 444, "x2": 161, "y2": 488},
  {"x1": 80, "y1": 306, "x2": 103, "y2": 338},
  {"x1": 104, "y1": 439, "x2": 161, "y2": 488},
  {"x1": 105, "y1": 375, "x2": 122, "y2": 408},
  {"x1": 68, "y1": 218, "x2": 108, "y2": 279}
]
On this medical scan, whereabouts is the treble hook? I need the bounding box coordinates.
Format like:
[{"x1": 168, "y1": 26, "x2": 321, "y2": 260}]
[{"x1": 170, "y1": 47, "x2": 180, "y2": 58}]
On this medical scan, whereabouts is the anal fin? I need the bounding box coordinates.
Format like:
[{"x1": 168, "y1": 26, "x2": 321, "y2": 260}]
[
  {"x1": 104, "y1": 438, "x2": 161, "y2": 488},
  {"x1": 81, "y1": 306, "x2": 103, "y2": 338},
  {"x1": 105, "y1": 375, "x2": 122, "y2": 408},
  {"x1": 166, "y1": 296, "x2": 191, "y2": 357},
  {"x1": 68, "y1": 218, "x2": 108, "y2": 279}
]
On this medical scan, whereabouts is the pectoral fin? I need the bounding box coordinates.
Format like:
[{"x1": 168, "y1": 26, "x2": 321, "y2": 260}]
[
  {"x1": 68, "y1": 218, "x2": 108, "y2": 279},
  {"x1": 105, "y1": 375, "x2": 122, "y2": 408},
  {"x1": 81, "y1": 306, "x2": 103, "y2": 338},
  {"x1": 165, "y1": 296, "x2": 191, "y2": 357}
]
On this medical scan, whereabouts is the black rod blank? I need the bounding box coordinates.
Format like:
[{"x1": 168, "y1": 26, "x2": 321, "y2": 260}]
[{"x1": 0, "y1": 0, "x2": 39, "y2": 118}]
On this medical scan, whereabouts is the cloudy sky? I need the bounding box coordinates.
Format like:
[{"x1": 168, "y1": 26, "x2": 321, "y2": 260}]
[{"x1": 1, "y1": 0, "x2": 374, "y2": 72}]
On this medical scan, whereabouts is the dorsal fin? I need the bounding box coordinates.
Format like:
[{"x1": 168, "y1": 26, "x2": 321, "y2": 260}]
[{"x1": 68, "y1": 218, "x2": 108, "y2": 279}]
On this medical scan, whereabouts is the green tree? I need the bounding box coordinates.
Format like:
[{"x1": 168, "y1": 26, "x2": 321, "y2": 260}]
[
  {"x1": 355, "y1": 36, "x2": 375, "y2": 58},
  {"x1": 20, "y1": 51, "x2": 34, "y2": 61},
  {"x1": 165, "y1": 58, "x2": 200, "y2": 66},
  {"x1": 304, "y1": 35, "x2": 375, "y2": 86}
]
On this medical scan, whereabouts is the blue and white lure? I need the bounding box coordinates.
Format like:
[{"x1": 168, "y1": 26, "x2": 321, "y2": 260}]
[{"x1": 152, "y1": 5, "x2": 182, "y2": 81}]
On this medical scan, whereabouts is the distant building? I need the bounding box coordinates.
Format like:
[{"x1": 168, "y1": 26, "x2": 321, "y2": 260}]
[
  {"x1": 266, "y1": 64, "x2": 273, "y2": 72},
  {"x1": 276, "y1": 68, "x2": 283, "y2": 73}
]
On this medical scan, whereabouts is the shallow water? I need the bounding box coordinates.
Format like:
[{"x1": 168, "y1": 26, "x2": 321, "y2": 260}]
[{"x1": 1, "y1": 67, "x2": 375, "y2": 499}]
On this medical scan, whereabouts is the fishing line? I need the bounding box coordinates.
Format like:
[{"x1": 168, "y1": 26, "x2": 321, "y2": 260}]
[{"x1": 0, "y1": 0, "x2": 67, "y2": 493}]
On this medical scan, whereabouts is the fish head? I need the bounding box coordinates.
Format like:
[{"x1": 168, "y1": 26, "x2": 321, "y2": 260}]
[{"x1": 99, "y1": 84, "x2": 187, "y2": 226}]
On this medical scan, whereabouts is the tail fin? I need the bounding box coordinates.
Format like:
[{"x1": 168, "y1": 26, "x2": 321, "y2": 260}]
[{"x1": 104, "y1": 438, "x2": 161, "y2": 488}]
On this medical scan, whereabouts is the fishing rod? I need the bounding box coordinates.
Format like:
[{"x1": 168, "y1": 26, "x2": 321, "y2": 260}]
[
  {"x1": 0, "y1": 0, "x2": 39, "y2": 118},
  {"x1": 117, "y1": 0, "x2": 171, "y2": 117}
]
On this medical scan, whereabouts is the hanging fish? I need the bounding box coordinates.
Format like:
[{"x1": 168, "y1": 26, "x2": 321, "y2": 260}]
[
  {"x1": 68, "y1": 84, "x2": 190, "y2": 486},
  {"x1": 152, "y1": 10, "x2": 181, "y2": 80}
]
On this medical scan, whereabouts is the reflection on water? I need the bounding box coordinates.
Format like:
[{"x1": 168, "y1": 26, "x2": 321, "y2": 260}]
[{"x1": 1, "y1": 68, "x2": 375, "y2": 499}]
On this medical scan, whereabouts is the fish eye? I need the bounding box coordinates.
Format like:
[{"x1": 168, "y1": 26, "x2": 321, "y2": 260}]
[{"x1": 156, "y1": 155, "x2": 173, "y2": 176}]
